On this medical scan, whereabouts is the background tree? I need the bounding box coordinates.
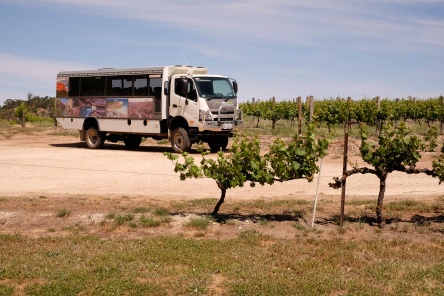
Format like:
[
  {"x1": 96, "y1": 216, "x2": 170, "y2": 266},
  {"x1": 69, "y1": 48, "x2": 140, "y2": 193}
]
[{"x1": 15, "y1": 101, "x2": 28, "y2": 127}]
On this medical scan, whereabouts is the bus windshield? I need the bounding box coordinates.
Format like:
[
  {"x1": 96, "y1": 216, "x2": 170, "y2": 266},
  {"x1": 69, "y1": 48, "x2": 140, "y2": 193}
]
[{"x1": 194, "y1": 77, "x2": 236, "y2": 100}]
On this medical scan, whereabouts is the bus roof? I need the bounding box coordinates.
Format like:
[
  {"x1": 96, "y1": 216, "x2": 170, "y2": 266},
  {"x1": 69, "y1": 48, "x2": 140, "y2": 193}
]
[{"x1": 57, "y1": 66, "x2": 208, "y2": 77}]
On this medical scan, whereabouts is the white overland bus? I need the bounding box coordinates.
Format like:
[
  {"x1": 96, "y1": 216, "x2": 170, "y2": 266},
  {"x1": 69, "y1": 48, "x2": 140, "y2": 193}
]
[{"x1": 55, "y1": 66, "x2": 242, "y2": 152}]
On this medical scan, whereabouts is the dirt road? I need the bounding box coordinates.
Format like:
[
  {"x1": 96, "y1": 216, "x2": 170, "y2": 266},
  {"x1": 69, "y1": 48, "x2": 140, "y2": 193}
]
[{"x1": 0, "y1": 134, "x2": 441, "y2": 201}]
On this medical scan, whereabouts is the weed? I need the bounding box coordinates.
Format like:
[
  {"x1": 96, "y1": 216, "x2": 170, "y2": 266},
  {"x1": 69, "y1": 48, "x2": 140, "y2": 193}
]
[
  {"x1": 159, "y1": 216, "x2": 172, "y2": 224},
  {"x1": 105, "y1": 213, "x2": 115, "y2": 220},
  {"x1": 331, "y1": 214, "x2": 352, "y2": 225},
  {"x1": 132, "y1": 207, "x2": 149, "y2": 214},
  {"x1": 185, "y1": 215, "x2": 212, "y2": 230},
  {"x1": 289, "y1": 209, "x2": 306, "y2": 218},
  {"x1": 157, "y1": 139, "x2": 169, "y2": 145},
  {"x1": 154, "y1": 208, "x2": 169, "y2": 216},
  {"x1": 257, "y1": 219, "x2": 269, "y2": 226},
  {"x1": 194, "y1": 232, "x2": 206, "y2": 238},
  {"x1": 57, "y1": 209, "x2": 71, "y2": 218},
  {"x1": 114, "y1": 214, "x2": 134, "y2": 226},
  {"x1": 173, "y1": 198, "x2": 218, "y2": 210},
  {"x1": 386, "y1": 199, "x2": 432, "y2": 212},
  {"x1": 238, "y1": 229, "x2": 265, "y2": 244},
  {"x1": 346, "y1": 199, "x2": 374, "y2": 206},
  {"x1": 293, "y1": 222, "x2": 305, "y2": 231},
  {"x1": 139, "y1": 216, "x2": 161, "y2": 228}
]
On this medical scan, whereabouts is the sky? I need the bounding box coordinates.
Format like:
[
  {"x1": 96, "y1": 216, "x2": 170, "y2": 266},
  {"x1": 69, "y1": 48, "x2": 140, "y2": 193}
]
[{"x1": 0, "y1": 0, "x2": 443, "y2": 106}]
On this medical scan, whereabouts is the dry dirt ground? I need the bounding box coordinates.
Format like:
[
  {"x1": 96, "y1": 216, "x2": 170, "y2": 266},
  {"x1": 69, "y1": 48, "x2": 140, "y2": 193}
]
[{"x1": 0, "y1": 129, "x2": 443, "y2": 240}]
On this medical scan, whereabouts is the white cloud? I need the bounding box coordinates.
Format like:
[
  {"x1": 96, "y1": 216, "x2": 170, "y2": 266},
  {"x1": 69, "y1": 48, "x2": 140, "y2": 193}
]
[
  {"x1": 0, "y1": 53, "x2": 93, "y2": 103},
  {"x1": 0, "y1": 53, "x2": 91, "y2": 79},
  {"x1": 6, "y1": 0, "x2": 444, "y2": 52}
]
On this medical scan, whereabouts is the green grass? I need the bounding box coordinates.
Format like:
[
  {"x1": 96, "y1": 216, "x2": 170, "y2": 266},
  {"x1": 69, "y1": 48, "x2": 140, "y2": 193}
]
[
  {"x1": 113, "y1": 214, "x2": 135, "y2": 226},
  {"x1": 185, "y1": 215, "x2": 213, "y2": 230},
  {"x1": 1, "y1": 234, "x2": 443, "y2": 295},
  {"x1": 132, "y1": 207, "x2": 149, "y2": 214},
  {"x1": 346, "y1": 199, "x2": 374, "y2": 206},
  {"x1": 139, "y1": 216, "x2": 161, "y2": 228},
  {"x1": 156, "y1": 139, "x2": 170, "y2": 145},
  {"x1": 385, "y1": 199, "x2": 433, "y2": 212},
  {"x1": 56, "y1": 208, "x2": 71, "y2": 218}
]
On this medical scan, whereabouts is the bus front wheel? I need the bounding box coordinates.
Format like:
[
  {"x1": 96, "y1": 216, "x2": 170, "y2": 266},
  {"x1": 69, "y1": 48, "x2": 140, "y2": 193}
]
[
  {"x1": 86, "y1": 127, "x2": 105, "y2": 149},
  {"x1": 208, "y1": 136, "x2": 229, "y2": 152},
  {"x1": 171, "y1": 127, "x2": 191, "y2": 153}
]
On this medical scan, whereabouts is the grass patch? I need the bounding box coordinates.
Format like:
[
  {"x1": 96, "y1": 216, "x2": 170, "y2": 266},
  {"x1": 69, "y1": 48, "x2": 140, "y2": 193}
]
[
  {"x1": 0, "y1": 223, "x2": 444, "y2": 295},
  {"x1": 156, "y1": 139, "x2": 170, "y2": 145},
  {"x1": 385, "y1": 200, "x2": 432, "y2": 212},
  {"x1": 154, "y1": 207, "x2": 169, "y2": 216},
  {"x1": 185, "y1": 215, "x2": 212, "y2": 230},
  {"x1": 139, "y1": 216, "x2": 161, "y2": 228},
  {"x1": 56, "y1": 208, "x2": 71, "y2": 218},
  {"x1": 132, "y1": 207, "x2": 149, "y2": 214},
  {"x1": 346, "y1": 199, "x2": 374, "y2": 206},
  {"x1": 114, "y1": 214, "x2": 135, "y2": 226},
  {"x1": 172, "y1": 198, "x2": 218, "y2": 211}
]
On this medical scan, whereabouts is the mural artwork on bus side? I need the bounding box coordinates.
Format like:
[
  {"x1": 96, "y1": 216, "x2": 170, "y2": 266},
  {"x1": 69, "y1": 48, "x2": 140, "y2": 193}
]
[{"x1": 56, "y1": 97, "x2": 154, "y2": 119}]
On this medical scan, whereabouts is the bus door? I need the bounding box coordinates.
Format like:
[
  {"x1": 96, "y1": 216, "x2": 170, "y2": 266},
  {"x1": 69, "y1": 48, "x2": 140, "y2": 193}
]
[{"x1": 169, "y1": 77, "x2": 199, "y2": 127}]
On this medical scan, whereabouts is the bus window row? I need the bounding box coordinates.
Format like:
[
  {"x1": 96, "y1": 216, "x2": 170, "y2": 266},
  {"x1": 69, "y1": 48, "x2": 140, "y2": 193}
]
[{"x1": 68, "y1": 75, "x2": 162, "y2": 98}]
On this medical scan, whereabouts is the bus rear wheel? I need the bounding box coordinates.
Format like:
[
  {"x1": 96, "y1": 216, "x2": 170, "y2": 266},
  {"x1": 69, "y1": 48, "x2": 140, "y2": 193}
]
[
  {"x1": 171, "y1": 127, "x2": 191, "y2": 153},
  {"x1": 86, "y1": 127, "x2": 105, "y2": 149},
  {"x1": 124, "y1": 135, "x2": 142, "y2": 150}
]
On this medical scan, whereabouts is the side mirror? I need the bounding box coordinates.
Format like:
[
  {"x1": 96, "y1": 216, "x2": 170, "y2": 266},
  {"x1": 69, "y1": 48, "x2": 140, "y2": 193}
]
[
  {"x1": 233, "y1": 80, "x2": 238, "y2": 94},
  {"x1": 163, "y1": 81, "x2": 169, "y2": 95}
]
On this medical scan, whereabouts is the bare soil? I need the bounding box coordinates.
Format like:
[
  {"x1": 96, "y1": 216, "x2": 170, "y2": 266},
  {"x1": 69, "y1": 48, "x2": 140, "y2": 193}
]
[{"x1": 0, "y1": 129, "x2": 443, "y2": 240}]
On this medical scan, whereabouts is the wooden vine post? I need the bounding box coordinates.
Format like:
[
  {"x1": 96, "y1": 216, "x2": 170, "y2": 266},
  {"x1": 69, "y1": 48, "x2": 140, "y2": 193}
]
[
  {"x1": 252, "y1": 97, "x2": 255, "y2": 127},
  {"x1": 339, "y1": 97, "x2": 352, "y2": 226},
  {"x1": 441, "y1": 95, "x2": 444, "y2": 134},
  {"x1": 375, "y1": 96, "x2": 381, "y2": 136},
  {"x1": 297, "y1": 96, "x2": 302, "y2": 139},
  {"x1": 309, "y1": 95, "x2": 314, "y2": 124}
]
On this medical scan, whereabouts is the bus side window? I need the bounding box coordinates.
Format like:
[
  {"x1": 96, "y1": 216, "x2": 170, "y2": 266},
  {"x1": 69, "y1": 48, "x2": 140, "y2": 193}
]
[
  {"x1": 150, "y1": 77, "x2": 162, "y2": 113},
  {"x1": 69, "y1": 77, "x2": 80, "y2": 97},
  {"x1": 188, "y1": 81, "x2": 197, "y2": 102},
  {"x1": 122, "y1": 78, "x2": 133, "y2": 96},
  {"x1": 174, "y1": 79, "x2": 184, "y2": 97},
  {"x1": 80, "y1": 76, "x2": 105, "y2": 97},
  {"x1": 134, "y1": 76, "x2": 148, "y2": 96}
]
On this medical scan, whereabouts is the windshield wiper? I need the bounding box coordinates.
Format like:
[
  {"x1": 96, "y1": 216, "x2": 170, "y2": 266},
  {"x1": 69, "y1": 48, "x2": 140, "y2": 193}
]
[{"x1": 224, "y1": 96, "x2": 236, "y2": 101}]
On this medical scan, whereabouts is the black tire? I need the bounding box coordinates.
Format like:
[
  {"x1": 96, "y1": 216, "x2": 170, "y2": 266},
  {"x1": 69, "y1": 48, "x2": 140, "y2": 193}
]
[
  {"x1": 171, "y1": 127, "x2": 191, "y2": 153},
  {"x1": 124, "y1": 135, "x2": 142, "y2": 150},
  {"x1": 208, "y1": 136, "x2": 229, "y2": 152},
  {"x1": 86, "y1": 127, "x2": 105, "y2": 149}
]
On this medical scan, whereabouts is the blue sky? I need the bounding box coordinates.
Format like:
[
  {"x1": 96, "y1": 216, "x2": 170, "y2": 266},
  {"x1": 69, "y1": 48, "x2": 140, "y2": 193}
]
[{"x1": 1, "y1": 0, "x2": 443, "y2": 106}]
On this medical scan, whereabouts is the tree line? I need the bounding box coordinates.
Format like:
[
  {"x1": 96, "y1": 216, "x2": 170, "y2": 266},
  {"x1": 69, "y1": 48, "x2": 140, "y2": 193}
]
[{"x1": 0, "y1": 93, "x2": 55, "y2": 122}]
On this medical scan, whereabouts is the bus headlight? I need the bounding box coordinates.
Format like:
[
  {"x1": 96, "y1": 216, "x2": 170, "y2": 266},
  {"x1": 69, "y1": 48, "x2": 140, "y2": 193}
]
[
  {"x1": 235, "y1": 109, "x2": 243, "y2": 121},
  {"x1": 199, "y1": 110, "x2": 213, "y2": 121}
]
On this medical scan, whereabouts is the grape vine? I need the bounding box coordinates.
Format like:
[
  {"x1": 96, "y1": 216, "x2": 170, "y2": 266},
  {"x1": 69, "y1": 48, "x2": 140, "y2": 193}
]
[
  {"x1": 165, "y1": 125, "x2": 328, "y2": 216},
  {"x1": 240, "y1": 95, "x2": 444, "y2": 133},
  {"x1": 329, "y1": 122, "x2": 444, "y2": 227}
]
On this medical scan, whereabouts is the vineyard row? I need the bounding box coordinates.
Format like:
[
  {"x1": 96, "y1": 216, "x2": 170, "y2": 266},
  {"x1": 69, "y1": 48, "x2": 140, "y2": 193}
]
[{"x1": 240, "y1": 96, "x2": 444, "y2": 130}]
